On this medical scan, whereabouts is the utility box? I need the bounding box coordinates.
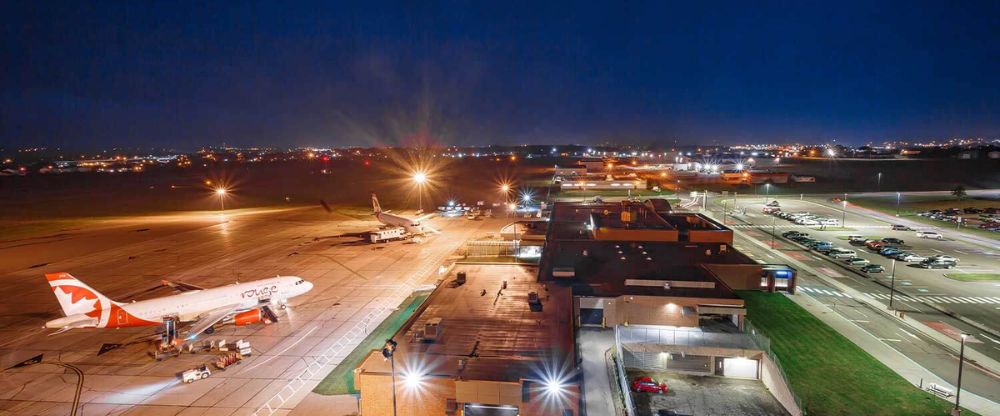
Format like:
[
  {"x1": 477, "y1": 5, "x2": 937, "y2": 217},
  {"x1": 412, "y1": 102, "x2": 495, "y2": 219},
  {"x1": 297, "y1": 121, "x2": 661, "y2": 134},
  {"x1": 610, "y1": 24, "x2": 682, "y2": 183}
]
[
  {"x1": 423, "y1": 318, "x2": 444, "y2": 342},
  {"x1": 456, "y1": 272, "x2": 467, "y2": 285}
]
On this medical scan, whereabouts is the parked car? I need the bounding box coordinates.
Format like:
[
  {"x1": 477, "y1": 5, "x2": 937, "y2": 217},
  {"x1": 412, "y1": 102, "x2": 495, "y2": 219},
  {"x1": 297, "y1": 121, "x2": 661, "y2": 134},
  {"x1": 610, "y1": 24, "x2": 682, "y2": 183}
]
[
  {"x1": 928, "y1": 255, "x2": 959, "y2": 263},
  {"x1": 845, "y1": 257, "x2": 870, "y2": 266},
  {"x1": 919, "y1": 260, "x2": 957, "y2": 269},
  {"x1": 900, "y1": 253, "x2": 928, "y2": 262},
  {"x1": 829, "y1": 249, "x2": 857, "y2": 259},
  {"x1": 782, "y1": 231, "x2": 806, "y2": 238},
  {"x1": 891, "y1": 224, "x2": 912, "y2": 231},
  {"x1": 861, "y1": 264, "x2": 885, "y2": 273},
  {"x1": 963, "y1": 207, "x2": 983, "y2": 214},
  {"x1": 879, "y1": 247, "x2": 903, "y2": 256},
  {"x1": 881, "y1": 237, "x2": 905, "y2": 245},
  {"x1": 865, "y1": 240, "x2": 885, "y2": 250},
  {"x1": 916, "y1": 231, "x2": 944, "y2": 240},
  {"x1": 631, "y1": 376, "x2": 668, "y2": 394}
]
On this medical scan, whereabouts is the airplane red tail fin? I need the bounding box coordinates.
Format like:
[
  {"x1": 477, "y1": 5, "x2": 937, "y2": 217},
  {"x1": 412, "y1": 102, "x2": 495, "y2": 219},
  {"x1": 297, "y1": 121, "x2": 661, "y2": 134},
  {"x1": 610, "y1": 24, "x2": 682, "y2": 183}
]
[{"x1": 45, "y1": 272, "x2": 116, "y2": 316}]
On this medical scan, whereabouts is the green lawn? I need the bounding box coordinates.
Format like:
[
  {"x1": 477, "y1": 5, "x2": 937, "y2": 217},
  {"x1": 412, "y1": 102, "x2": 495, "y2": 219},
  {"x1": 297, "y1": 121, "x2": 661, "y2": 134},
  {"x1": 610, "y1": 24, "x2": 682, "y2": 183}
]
[
  {"x1": 738, "y1": 291, "x2": 978, "y2": 416},
  {"x1": 944, "y1": 273, "x2": 1000, "y2": 282},
  {"x1": 312, "y1": 293, "x2": 430, "y2": 395}
]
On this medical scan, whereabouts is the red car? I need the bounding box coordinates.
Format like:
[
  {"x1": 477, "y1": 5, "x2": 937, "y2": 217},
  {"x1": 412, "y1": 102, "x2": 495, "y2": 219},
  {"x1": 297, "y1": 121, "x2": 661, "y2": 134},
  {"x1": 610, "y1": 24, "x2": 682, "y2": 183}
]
[{"x1": 631, "y1": 376, "x2": 668, "y2": 394}]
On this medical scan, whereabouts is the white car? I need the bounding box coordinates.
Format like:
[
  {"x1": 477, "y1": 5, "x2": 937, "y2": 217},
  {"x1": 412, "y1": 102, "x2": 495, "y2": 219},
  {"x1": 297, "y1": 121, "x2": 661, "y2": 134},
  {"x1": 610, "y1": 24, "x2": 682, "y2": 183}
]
[
  {"x1": 797, "y1": 219, "x2": 819, "y2": 225},
  {"x1": 829, "y1": 249, "x2": 857, "y2": 259},
  {"x1": 818, "y1": 219, "x2": 840, "y2": 226},
  {"x1": 928, "y1": 255, "x2": 959, "y2": 263},
  {"x1": 916, "y1": 231, "x2": 944, "y2": 240},
  {"x1": 900, "y1": 254, "x2": 927, "y2": 262}
]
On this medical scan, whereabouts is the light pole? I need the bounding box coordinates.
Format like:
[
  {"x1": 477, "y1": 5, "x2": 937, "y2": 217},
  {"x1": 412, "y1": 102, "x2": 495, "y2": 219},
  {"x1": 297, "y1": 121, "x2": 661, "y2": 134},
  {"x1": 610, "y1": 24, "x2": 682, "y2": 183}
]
[
  {"x1": 896, "y1": 192, "x2": 901, "y2": 217},
  {"x1": 889, "y1": 259, "x2": 897, "y2": 310},
  {"x1": 841, "y1": 194, "x2": 848, "y2": 228},
  {"x1": 215, "y1": 188, "x2": 226, "y2": 213},
  {"x1": 382, "y1": 339, "x2": 399, "y2": 416},
  {"x1": 877, "y1": 172, "x2": 882, "y2": 192},
  {"x1": 413, "y1": 172, "x2": 427, "y2": 212},
  {"x1": 764, "y1": 183, "x2": 771, "y2": 204},
  {"x1": 954, "y1": 334, "x2": 968, "y2": 415},
  {"x1": 771, "y1": 214, "x2": 776, "y2": 248}
]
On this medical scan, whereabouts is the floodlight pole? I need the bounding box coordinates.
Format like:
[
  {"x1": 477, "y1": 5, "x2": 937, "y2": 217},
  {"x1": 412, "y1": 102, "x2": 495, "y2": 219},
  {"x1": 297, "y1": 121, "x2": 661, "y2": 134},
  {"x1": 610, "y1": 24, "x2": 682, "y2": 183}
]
[
  {"x1": 954, "y1": 334, "x2": 967, "y2": 415},
  {"x1": 770, "y1": 214, "x2": 776, "y2": 248},
  {"x1": 896, "y1": 192, "x2": 901, "y2": 217},
  {"x1": 888, "y1": 259, "x2": 897, "y2": 310}
]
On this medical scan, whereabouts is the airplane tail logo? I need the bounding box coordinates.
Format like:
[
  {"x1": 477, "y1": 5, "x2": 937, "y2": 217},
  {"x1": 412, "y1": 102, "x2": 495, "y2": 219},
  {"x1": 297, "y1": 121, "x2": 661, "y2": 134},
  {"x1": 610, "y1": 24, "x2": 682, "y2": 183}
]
[
  {"x1": 46, "y1": 273, "x2": 115, "y2": 322},
  {"x1": 371, "y1": 193, "x2": 382, "y2": 214}
]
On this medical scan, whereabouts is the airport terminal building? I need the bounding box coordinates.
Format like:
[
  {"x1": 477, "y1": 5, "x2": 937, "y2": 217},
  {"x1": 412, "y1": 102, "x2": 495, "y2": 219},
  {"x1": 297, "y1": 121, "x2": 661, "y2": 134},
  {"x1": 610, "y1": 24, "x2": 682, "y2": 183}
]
[{"x1": 353, "y1": 199, "x2": 795, "y2": 415}]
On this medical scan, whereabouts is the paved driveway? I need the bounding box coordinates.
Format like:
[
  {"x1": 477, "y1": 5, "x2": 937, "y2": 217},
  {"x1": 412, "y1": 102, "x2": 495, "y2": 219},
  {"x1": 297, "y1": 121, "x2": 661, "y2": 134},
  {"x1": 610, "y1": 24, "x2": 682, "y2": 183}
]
[
  {"x1": 628, "y1": 371, "x2": 789, "y2": 416},
  {"x1": 578, "y1": 328, "x2": 617, "y2": 416}
]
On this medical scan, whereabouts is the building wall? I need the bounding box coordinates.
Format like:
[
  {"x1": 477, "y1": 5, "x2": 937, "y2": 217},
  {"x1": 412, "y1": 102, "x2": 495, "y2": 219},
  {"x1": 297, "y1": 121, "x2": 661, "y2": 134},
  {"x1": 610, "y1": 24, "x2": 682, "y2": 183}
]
[
  {"x1": 358, "y1": 373, "x2": 455, "y2": 416},
  {"x1": 593, "y1": 228, "x2": 679, "y2": 242},
  {"x1": 704, "y1": 264, "x2": 764, "y2": 290},
  {"x1": 592, "y1": 295, "x2": 744, "y2": 327}
]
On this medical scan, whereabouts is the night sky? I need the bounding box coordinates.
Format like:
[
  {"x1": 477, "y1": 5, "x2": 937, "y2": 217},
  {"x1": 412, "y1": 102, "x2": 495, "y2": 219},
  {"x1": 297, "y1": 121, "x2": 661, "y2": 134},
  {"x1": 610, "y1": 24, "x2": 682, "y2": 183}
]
[{"x1": 1, "y1": 1, "x2": 997, "y2": 149}]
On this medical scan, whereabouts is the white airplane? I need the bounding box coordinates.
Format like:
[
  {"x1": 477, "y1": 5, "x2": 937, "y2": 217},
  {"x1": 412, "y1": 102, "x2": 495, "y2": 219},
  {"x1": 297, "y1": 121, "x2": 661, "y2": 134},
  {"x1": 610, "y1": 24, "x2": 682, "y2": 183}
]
[
  {"x1": 370, "y1": 193, "x2": 439, "y2": 237},
  {"x1": 43, "y1": 272, "x2": 313, "y2": 339}
]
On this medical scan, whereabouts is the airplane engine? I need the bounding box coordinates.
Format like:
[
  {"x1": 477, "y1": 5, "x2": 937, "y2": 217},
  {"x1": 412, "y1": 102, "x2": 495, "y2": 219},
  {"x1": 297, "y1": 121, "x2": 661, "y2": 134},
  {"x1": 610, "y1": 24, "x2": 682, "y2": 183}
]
[{"x1": 233, "y1": 309, "x2": 262, "y2": 326}]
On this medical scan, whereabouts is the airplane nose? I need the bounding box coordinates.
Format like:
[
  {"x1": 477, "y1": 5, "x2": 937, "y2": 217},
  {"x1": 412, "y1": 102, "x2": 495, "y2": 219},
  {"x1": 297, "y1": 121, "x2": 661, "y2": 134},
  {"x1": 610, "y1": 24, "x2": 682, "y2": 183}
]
[{"x1": 304, "y1": 281, "x2": 314, "y2": 293}]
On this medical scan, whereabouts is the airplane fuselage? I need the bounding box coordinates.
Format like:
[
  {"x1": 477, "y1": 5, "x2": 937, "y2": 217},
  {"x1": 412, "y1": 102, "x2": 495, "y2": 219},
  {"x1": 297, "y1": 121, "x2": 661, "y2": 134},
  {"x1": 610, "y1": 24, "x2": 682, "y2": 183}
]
[{"x1": 45, "y1": 276, "x2": 312, "y2": 329}]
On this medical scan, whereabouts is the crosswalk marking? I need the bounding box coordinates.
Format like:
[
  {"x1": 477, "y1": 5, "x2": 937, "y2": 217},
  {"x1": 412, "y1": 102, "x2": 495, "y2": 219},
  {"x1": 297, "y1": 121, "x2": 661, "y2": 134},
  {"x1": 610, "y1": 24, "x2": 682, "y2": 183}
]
[{"x1": 798, "y1": 286, "x2": 1000, "y2": 305}]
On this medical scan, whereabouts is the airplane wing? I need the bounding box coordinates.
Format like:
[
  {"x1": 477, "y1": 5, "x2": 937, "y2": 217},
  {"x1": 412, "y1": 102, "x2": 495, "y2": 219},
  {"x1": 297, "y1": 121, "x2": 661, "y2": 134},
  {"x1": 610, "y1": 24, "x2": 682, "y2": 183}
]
[
  {"x1": 415, "y1": 213, "x2": 436, "y2": 222},
  {"x1": 184, "y1": 304, "x2": 241, "y2": 340},
  {"x1": 422, "y1": 224, "x2": 441, "y2": 234},
  {"x1": 162, "y1": 279, "x2": 206, "y2": 292}
]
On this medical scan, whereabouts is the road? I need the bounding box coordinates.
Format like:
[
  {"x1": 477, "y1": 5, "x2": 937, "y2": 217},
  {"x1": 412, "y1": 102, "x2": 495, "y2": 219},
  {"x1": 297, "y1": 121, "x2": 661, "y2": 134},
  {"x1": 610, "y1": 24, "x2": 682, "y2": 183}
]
[{"x1": 704, "y1": 195, "x2": 1000, "y2": 402}]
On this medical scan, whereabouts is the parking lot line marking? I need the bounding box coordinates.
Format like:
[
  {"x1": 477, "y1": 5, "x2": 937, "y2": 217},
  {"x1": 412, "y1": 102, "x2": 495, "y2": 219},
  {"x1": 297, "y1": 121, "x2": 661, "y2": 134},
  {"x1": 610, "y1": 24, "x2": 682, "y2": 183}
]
[
  {"x1": 981, "y1": 334, "x2": 1000, "y2": 344},
  {"x1": 879, "y1": 338, "x2": 903, "y2": 342},
  {"x1": 849, "y1": 320, "x2": 870, "y2": 323},
  {"x1": 899, "y1": 329, "x2": 920, "y2": 339},
  {"x1": 931, "y1": 248, "x2": 943, "y2": 253}
]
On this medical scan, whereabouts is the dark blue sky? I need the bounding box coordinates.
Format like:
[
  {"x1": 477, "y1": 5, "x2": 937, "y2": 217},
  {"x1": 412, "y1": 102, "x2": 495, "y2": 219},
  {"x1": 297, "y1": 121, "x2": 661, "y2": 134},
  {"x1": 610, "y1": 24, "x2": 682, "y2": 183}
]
[{"x1": 2, "y1": 1, "x2": 997, "y2": 149}]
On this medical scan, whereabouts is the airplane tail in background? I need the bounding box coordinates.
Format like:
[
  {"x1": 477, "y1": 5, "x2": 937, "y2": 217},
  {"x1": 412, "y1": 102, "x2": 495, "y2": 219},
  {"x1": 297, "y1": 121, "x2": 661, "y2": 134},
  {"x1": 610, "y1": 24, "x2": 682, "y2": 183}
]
[
  {"x1": 371, "y1": 193, "x2": 382, "y2": 214},
  {"x1": 45, "y1": 272, "x2": 117, "y2": 317}
]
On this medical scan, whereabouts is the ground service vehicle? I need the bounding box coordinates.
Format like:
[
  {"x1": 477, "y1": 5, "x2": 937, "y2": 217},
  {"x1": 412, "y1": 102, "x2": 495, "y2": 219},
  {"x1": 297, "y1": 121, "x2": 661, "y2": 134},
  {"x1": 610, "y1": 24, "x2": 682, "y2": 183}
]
[
  {"x1": 631, "y1": 376, "x2": 668, "y2": 394},
  {"x1": 182, "y1": 365, "x2": 212, "y2": 383},
  {"x1": 370, "y1": 227, "x2": 407, "y2": 243}
]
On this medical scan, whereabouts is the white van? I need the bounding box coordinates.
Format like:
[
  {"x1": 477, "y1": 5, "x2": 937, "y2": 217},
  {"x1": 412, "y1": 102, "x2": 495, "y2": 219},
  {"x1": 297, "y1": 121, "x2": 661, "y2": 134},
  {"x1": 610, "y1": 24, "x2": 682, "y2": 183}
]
[{"x1": 916, "y1": 231, "x2": 944, "y2": 240}]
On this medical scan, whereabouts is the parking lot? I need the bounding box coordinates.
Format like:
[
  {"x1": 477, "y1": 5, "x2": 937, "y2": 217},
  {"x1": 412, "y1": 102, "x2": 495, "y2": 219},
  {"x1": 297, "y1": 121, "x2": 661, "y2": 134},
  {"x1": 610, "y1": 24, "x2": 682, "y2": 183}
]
[{"x1": 627, "y1": 370, "x2": 789, "y2": 416}]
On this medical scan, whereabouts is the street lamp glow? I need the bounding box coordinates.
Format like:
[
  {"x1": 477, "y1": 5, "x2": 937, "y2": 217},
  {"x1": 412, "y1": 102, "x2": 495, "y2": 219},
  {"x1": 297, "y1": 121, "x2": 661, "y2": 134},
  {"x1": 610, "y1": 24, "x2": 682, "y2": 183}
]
[
  {"x1": 215, "y1": 188, "x2": 226, "y2": 196},
  {"x1": 522, "y1": 194, "x2": 531, "y2": 203},
  {"x1": 402, "y1": 372, "x2": 425, "y2": 389},
  {"x1": 412, "y1": 172, "x2": 427, "y2": 184},
  {"x1": 501, "y1": 184, "x2": 510, "y2": 193}
]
